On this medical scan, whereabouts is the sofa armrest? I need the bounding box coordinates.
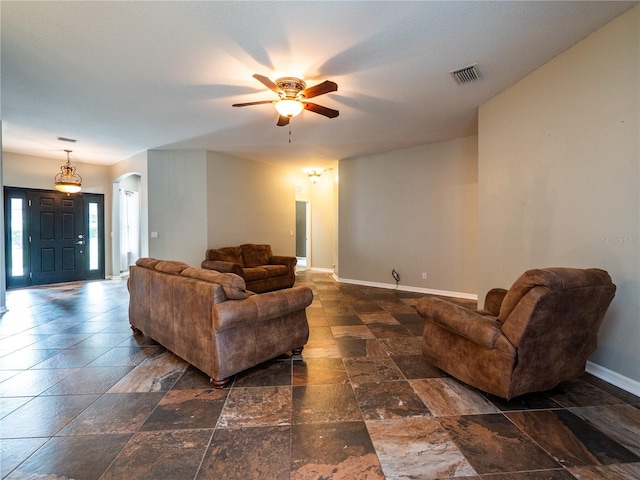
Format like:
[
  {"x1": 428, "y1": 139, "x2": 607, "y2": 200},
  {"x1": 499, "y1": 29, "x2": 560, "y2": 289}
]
[
  {"x1": 214, "y1": 286, "x2": 313, "y2": 331},
  {"x1": 201, "y1": 260, "x2": 244, "y2": 277},
  {"x1": 483, "y1": 288, "x2": 508, "y2": 316},
  {"x1": 417, "y1": 297, "x2": 504, "y2": 349},
  {"x1": 269, "y1": 255, "x2": 297, "y2": 269}
]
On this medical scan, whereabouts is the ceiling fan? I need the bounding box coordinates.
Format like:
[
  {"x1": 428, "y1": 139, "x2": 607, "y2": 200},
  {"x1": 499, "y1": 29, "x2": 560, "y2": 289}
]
[{"x1": 232, "y1": 74, "x2": 339, "y2": 126}]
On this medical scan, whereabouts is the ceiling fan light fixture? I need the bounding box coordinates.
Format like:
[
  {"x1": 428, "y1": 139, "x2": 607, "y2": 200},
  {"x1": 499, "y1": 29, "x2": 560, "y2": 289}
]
[
  {"x1": 275, "y1": 99, "x2": 304, "y2": 118},
  {"x1": 54, "y1": 149, "x2": 82, "y2": 194}
]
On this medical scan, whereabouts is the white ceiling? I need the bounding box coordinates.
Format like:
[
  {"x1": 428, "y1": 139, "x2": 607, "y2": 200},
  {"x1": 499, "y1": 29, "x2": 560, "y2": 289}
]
[{"x1": 1, "y1": 1, "x2": 636, "y2": 169}]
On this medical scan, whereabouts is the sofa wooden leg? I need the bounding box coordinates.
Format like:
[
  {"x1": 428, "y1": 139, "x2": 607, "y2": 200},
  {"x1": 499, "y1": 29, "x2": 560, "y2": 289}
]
[
  {"x1": 291, "y1": 346, "x2": 304, "y2": 355},
  {"x1": 210, "y1": 377, "x2": 229, "y2": 389},
  {"x1": 130, "y1": 325, "x2": 141, "y2": 334}
]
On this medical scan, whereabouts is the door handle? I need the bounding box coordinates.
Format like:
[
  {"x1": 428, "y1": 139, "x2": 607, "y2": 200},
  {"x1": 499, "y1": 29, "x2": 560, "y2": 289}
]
[{"x1": 76, "y1": 240, "x2": 84, "y2": 245}]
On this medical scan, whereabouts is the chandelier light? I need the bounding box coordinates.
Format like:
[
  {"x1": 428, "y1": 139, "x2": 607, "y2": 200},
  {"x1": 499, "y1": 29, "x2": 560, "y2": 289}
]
[
  {"x1": 54, "y1": 150, "x2": 82, "y2": 194},
  {"x1": 305, "y1": 168, "x2": 325, "y2": 184}
]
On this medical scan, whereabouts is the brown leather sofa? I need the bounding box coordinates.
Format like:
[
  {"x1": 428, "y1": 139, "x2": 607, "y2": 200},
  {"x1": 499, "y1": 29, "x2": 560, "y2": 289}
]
[
  {"x1": 201, "y1": 244, "x2": 296, "y2": 293},
  {"x1": 417, "y1": 268, "x2": 616, "y2": 399},
  {"x1": 128, "y1": 258, "x2": 313, "y2": 388}
]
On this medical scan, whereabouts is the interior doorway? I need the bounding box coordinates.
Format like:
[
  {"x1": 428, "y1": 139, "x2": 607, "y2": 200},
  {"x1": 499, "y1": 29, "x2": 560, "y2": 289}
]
[
  {"x1": 115, "y1": 174, "x2": 141, "y2": 277},
  {"x1": 295, "y1": 200, "x2": 310, "y2": 270}
]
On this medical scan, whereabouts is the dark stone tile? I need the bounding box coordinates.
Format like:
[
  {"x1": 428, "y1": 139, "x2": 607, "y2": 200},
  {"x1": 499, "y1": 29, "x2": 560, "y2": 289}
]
[
  {"x1": 58, "y1": 392, "x2": 165, "y2": 434},
  {"x1": 43, "y1": 366, "x2": 134, "y2": 394},
  {"x1": 0, "y1": 368, "x2": 78, "y2": 397},
  {"x1": 218, "y1": 386, "x2": 291, "y2": 428},
  {"x1": 0, "y1": 437, "x2": 48, "y2": 478},
  {"x1": 547, "y1": 379, "x2": 624, "y2": 407},
  {"x1": 292, "y1": 384, "x2": 362, "y2": 424},
  {"x1": 344, "y1": 357, "x2": 405, "y2": 385},
  {"x1": 70, "y1": 331, "x2": 132, "y2": 349},
  {"x1": 171, "y1": 364, "x2": 215, "y2": 389},
  {"x1": 581, "y1": 373, "x2": 640, "y2": 404},
  {"x1": 291, "y1": 422, "x2": 384, "y2": 479},
  {"x1": 32, "y1": 347, "x2": 112, "y2": 368},
  {"x1": 506, "y1": 409, "x2": 640, "y2": 467},
  {"x1": 484, "y1": 391, "x2": 563, "y2": 411},
  {"x1": 391, "y1": 355, "x2": 448, "y2": 379},
  {"x1": 335, "y1": 337, "x2": 387, "y2": 358},
  {"x1": 30, "y1": 333, "x2": 92, "y2": 349},
  {"x1": 101, "y1": 429, "x2": 212, "y2": 480},
  {"x1": 392, "y1": 313, "x2": 424, "y2": 325},
  {"x1": 353, "y1": 381, "x2": 431, "y2": 420},
  {"x1": 140, "y1": 389, "x2": 228, "y2": 431},
  {"x1": 0, "y1": 348, "x2": 62, "y2": 370},
  {"x1": 479, "y1": 470, "x2": 575, "y2": 480},
  {"x1": 2, "y1": 394, "x2": 100, "y2": 439},
  {"x1": 233, "y1": 359, "x2": 292, "y2": 387},
  {"x1": 293, "y1": 358, "x2": 350, "y2": 385},
  {"x1": 7, "y1": 433, "x2": 131, "y2": 480},
  {"x1": 198, "y1": 426, "x2": 290, "y2": 480},
  {"x1": 367, "y1": 323, "x2": 414, "y2": 338},
  {"x1": 87, "y1": 345, "x2": 165, "y2": 367},
  {"x1": 352, "y1": 301, "x2": 385, "y2": 313},
  {"x1": 378, "y1": 336, "x2": 422, "y2": 355},
  {"x1": 440, "y1": 413, "x2": 561, "y2": 474},
  {"x1": 326, "y1": 314, "x2": 364, "y2": 326}
]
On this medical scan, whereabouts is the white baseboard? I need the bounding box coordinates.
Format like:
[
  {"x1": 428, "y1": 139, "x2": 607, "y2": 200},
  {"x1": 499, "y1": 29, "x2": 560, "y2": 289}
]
[
  {"x1": 586, "y1": 361, "x2": 640, "y2": 397},
  {"x1": 334, "y1": 276, "x2": 478, "y2": 301},
  {"x1": 309, "y1": 267, "x2": 335, "y2": 273}
]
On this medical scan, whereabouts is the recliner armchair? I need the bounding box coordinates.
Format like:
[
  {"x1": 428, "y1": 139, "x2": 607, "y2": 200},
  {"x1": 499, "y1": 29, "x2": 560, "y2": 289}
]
[{"x1": 416, "y1": 268, "x2": 616, "y2": 399}]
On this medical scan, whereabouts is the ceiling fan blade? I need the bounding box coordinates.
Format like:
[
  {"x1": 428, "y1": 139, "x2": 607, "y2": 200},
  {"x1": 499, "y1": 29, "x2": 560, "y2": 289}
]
[
  {"x1": 277, "y1": 115, "x2": 290, "y2": 127},
  {"x1": 253, "y1": 74, "x2": 283, "y2": 95},
  {"x1": 304, "y1": 102, "x2": 339, "y2": 118},
  {"x1": 301, "y1": 80, "x2": 338, "y2": 99},
  {"x1": 232, "y1": 100, "x2": 275, "y2": 107}
]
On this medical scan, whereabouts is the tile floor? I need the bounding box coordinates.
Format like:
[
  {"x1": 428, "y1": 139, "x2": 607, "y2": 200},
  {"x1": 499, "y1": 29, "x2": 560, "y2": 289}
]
[{"x1": 1, "y1": 270, "x2": 639, "y2": 479}]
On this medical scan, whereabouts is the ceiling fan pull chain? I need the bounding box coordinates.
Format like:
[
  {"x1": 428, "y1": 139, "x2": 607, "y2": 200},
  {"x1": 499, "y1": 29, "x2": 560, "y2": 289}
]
[{"x1": 288, "y1": 123, "x2": 292, "y2": 143}]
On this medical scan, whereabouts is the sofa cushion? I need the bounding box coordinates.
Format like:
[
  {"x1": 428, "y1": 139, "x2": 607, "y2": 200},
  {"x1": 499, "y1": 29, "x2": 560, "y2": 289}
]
[
  {"x1": 263, "y1": 265, "x2": 289, "y2": 278},
  {"x1": 155, "y1": 260, "x2": 190, "y2": 275},
  {"x1": 181, "y1": 267, "x2": 249, "y2": 300},
  {"x1": 136, "y1": 257, "x2": 160, "y2": 269},
  {"x1": 241, "y1": 244, "x2": 272, "y2": 268},
  {"x1": 208, "y1": 247, "x2": 244, "y2": 265},
  {"x1": 242, "y1": 267, "x2": 269, "y2": 282}
]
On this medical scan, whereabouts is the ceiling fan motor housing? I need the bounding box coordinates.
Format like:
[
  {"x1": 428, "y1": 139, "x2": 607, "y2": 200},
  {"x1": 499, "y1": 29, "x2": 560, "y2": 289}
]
[{"x1": 276, "y1": 77, "x2": 306, "y2": 100}]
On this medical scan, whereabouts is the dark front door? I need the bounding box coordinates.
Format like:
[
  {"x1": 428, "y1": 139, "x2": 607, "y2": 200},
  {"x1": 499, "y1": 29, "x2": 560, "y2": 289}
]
[{"x1": 29, "y1": 191, "x2": 86, "y2": 285}]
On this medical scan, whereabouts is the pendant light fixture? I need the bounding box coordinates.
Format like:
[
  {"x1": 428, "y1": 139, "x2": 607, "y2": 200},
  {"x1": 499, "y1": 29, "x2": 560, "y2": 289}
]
[{"x1": 54, "y1": 149, "x2": 82, "y2": 194}]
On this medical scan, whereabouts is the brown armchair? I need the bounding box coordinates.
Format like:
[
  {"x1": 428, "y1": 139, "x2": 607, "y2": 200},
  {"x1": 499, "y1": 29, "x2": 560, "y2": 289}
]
[
  {"x1": 202, "y1": 244, "x2": 296, "y2": 293},
  {"x1": 416, "y1": 268, "x2": 616, "y2": 399}
]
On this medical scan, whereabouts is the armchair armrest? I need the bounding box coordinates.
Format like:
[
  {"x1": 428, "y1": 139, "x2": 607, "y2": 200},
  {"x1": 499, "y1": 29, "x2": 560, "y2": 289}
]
[
  {"x1": 483, "y1": 288, "x2": 508, "y2": 316},
  {"x1": 214, "y1": 286, "x2": 313, "y2": 331},
  {"x1": 417, "y1": 297, "x2": 504, "y2": 348},
  {"x1": 269, "y1": 255, "x2": 297, "y2": 269},
  {"x1": 201, "y1": 260, "x2": 244, "y2": 277}
]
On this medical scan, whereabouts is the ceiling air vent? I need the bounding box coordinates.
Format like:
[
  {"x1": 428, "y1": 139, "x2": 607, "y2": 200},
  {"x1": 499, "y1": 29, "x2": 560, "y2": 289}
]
[{"x1": 450, "y1": 64, "x2": 480, "y2": 85}]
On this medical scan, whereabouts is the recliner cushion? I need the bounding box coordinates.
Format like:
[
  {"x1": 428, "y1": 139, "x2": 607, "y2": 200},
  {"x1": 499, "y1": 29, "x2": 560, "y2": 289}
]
[
  {"x1": 181, "y1": 267, "x2": 249, "y2": 300},
  {"x1": 208, "y1": 247, "x2": 244, "y2": 265},
  {"x1": 155, "y1": 260, "x2": 190, "y2": 275},
  {"x1": 241, "y1": 244, "x2": 272, "y2": 267},
  {"x1": 242, "y1": 267, "x2": 269, "y2": 281}
]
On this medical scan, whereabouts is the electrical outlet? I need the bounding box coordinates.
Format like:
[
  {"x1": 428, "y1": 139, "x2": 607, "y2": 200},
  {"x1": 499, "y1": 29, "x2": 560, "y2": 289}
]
[
  {"x1": 392, "y1": 269, "x2": 400, "y2": 282},
  {"x1": 422, "y1": 272, "x2": 427, "y2": 280}
]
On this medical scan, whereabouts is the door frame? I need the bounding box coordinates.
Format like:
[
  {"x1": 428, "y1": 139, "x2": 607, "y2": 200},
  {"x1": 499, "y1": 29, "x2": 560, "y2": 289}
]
[{"x1": 4, "y1": 186, "x2": 105, "y2": 288}]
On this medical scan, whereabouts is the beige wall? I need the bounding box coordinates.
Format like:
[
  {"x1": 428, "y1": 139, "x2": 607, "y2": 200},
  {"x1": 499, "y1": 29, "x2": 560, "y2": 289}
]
[
  {"x1": 206, "y1": 151, "x2": 296, "y2": 257},
  {"x1": 147, "y1": 150, "x2": 209, "y2": 267},
  {"x1": 478, "y1": 6, "x2": 639, "y2": 385},
  {"x1": 338, "y1": 136, "x2": 478, "y2": 295}
]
